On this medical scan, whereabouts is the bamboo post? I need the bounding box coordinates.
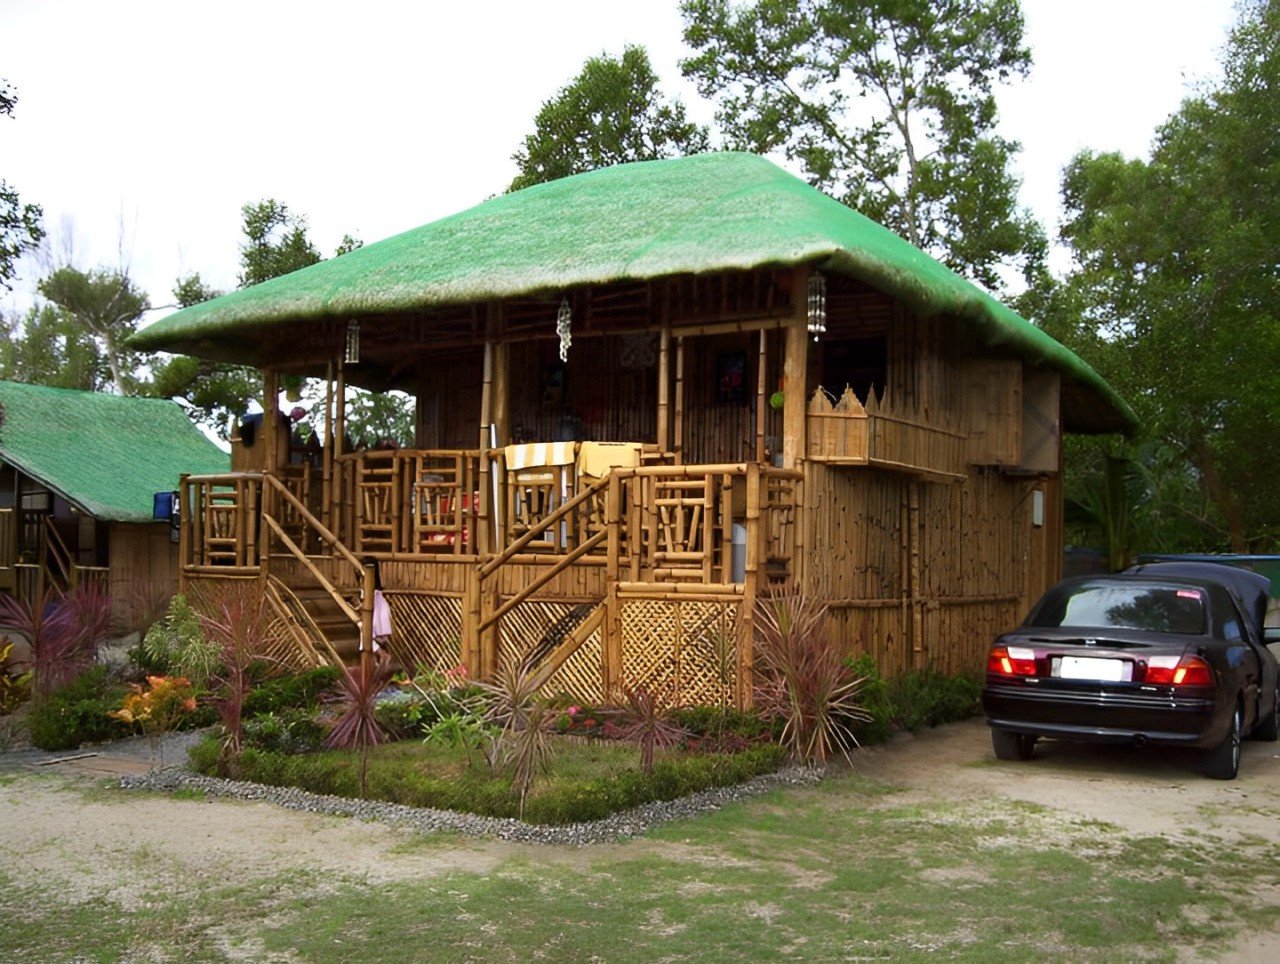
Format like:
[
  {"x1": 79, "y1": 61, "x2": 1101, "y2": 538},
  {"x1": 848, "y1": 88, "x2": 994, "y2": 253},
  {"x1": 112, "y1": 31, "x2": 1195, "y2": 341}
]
[
  {"x1": 262, "y1": 368, "x2": 280, "y2": 473},
  {"x1": 782, "y1": 275, "x2": 809, "y2": 469},
  {"x1": 322, "y1": 360, "x2": 334, "y2": 531},
  {"x1": 739, "y1": 461, "x2": 762, "y2": 709},
  {"x1": 755, "y1": 330, "x2": 768, "y2": 463},
  {"x1": 657, "y1": 321, "x2": 671, "y2": 457},
  {"x1": 909, "y1": 481, "x2": 925, "y2": 667},
  {"x1": 674, "y1": 336, "x2": 685, "y2": 465},
  {"x1": 477, "y1": 330, "x2": 495, "y2": 555},
  {"x1": 177, "y1": 475, "x2": 190, "y2": 592},
  {"x1": 332, "y1": 359, "x2": 347, "y2": 530},
  {"x1": 359, "y1": 562, "x2": 375, "y2": 679},
  {"x1": 604, "y1": 471, "x2": 623, "y2": 695},
  {"x1": 461, "y1": 567, "x2": 480, "y2": 678}
]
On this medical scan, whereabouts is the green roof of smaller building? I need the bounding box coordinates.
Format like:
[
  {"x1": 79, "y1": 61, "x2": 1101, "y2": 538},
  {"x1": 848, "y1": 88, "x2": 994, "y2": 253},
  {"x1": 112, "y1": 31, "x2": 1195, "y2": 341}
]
[{"x1": 0, "y1": 381, "x2": 229, "y2": 522}]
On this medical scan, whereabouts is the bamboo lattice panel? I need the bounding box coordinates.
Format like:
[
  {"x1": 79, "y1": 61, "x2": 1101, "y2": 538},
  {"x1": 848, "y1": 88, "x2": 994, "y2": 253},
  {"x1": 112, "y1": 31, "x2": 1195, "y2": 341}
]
[
  {"x1": 384, "y1": 592, "x2": 463, "y2": 672},
  {"x1": 619, "y1": 598, "x2": 739, "y2": 707},
  {"x1": 500, "y1": 600, "x2": 604, "y2": 703}
]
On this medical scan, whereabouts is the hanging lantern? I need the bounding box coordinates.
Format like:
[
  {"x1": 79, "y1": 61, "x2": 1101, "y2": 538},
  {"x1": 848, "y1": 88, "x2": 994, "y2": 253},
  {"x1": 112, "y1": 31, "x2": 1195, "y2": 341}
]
[
  {"x1": 807, "y1": 273, "x2": 827, "y2": 342},
  {"x1": 345, "y1": 319, "x2": 360, "y2": 364},
  {"x1": 556, "y1": 296, "x2": 572, "y2": 362}
]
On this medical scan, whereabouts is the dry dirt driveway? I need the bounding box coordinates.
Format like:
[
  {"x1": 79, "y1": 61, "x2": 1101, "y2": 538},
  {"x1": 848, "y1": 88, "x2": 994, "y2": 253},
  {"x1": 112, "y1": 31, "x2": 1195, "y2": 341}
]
[{"x1": 3, "y1": 719, "x2": 1280, "y2": 960}]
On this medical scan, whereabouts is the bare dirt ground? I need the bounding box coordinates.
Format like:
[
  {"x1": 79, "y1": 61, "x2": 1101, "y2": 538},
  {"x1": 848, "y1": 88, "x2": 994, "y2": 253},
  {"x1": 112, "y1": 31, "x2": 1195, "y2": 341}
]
[{"x1": 3, "y1": 720, "x2": 1280, "y2": 960}]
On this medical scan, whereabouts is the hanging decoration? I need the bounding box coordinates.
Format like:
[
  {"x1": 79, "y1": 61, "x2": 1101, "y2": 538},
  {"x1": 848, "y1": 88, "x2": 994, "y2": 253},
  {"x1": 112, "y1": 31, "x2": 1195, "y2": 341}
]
[
  {"x1": 345, "y1": 319, "x2": 361, "y2": 364},
  {"x1": 807, "y1": 273, "x2": 827, "y2": 341},
  {"x1": 556, "y1": 296, "x2": 572, "y2": 362}
]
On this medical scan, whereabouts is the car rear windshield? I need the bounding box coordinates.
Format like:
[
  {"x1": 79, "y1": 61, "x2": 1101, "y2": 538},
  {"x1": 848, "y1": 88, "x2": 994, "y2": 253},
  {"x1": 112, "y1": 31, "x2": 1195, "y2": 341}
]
[{"x1": 1029, "y1": 584, "x2": 1206, "y2": 635}]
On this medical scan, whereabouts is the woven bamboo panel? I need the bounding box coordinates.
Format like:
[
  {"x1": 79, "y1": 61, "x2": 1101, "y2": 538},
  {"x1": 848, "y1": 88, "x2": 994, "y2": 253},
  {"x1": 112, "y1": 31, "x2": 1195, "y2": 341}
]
[
  {"x1": 542, "y1": 626, "x2": 604, "y2": 704},
  {"x1": 384, "y1": 592, "x2": 463, "y2": 673},
  {"x1": 263, "y1": 578, "x2": 344, "y2": 670},
  {"x1": 619, "y1": 598, "x2": 739, "y2": 707},
  {"x1": 498, "y1": 600, "x2": 595, "y2": 669}
]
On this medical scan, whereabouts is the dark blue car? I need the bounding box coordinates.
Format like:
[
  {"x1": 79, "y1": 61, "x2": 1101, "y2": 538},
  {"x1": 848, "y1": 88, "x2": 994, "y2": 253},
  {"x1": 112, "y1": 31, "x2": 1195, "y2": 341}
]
[{"x1": 983, "y1": 562, "x2": 1279, "y2": 779}]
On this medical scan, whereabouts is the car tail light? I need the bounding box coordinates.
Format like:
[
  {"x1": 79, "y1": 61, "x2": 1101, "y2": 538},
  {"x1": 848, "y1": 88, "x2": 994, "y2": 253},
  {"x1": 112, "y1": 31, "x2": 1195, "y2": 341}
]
[
  {"x1": 988, "y1": 644, "x2": 1038, "y2": 677},
  {"x1": 1142, "y1": 654, "x2": 1214, "y2": 686}
]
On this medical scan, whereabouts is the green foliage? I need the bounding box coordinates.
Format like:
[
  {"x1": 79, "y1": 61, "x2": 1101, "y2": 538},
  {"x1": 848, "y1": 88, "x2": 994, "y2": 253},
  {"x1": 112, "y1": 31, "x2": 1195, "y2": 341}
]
[
  {"x1": 510, "y1": 45, "x2": 710, "y2": 192},
  {"x1": 668, "y1": 706, "x2": 776, "y2": 741},
  {"x1": 0, "y1": 78, "x2": 44, "y2": 291},
  {"x1": 190, "y1": 738, "x2": 786, "y2": 825},
  {"x1": 1048, "y1": 0, "x2": 1280, "y2": 552},
  {"x1": 26, "y1": 666, "x2": 131, "y2": 751},
  {"x1": 238, "y1": 199, "x2": 321, "y2": 288},
  {"x1": 140, "y1": 595, "x2": 220, "y2": 688},
  {"x1": 680, "y1": 0, "x2": 1044, "y2": 291},
  {"x1": 38, "y1": 266, "x2": 149, "y2": 394},
  {"x1": 0, "y1": 638, "x2": 33, "y2": 714},
  {"x1": 843, "y1": 653, "x2": 894, "y2": 745},
  {"x1": 242, "y1": 709, "x2": 327, "y2": 754},
  {"x1": 0, "y1": 304, "x2": 105, "y2": 390},
  {"x1": 242, "y1": 666, "x2": 339, "y2": 717},
  {"x1": 886, "y1": 667, "x2": 981, "y2": 732}
]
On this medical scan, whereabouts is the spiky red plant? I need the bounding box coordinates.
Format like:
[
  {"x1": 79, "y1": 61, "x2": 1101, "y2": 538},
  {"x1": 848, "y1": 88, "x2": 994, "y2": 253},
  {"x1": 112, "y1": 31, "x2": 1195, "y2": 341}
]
[
  {"x1": 753, "y1": 589, "x2": 870, "y2": 765},
  {"x1": 0, "y1": 584, "x2": 111, "y2": 697},
  {"x1": 616, "y1": 683, "x2": 686, "y2": 774},
  {"x1": 324, "y1": 651, "x2": 395, "y2": 796},
  {"x1": 197, "y1": 582, "x2": 273, "y2": 774}
]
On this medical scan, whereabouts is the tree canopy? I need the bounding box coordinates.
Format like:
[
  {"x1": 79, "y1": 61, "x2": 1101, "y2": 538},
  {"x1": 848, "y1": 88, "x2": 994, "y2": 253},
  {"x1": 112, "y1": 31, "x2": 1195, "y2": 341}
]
[
  {"x1": 0, "y1": 78, "x2": 45, "y2": 291},
  {"x1": 1049, "y1": 0, "x2": 1280, "y2": 552},
  {"x1": 680, "y1": 0, "x2": 1044, "y2": 290},
  {"x1": 509, "y1": 45, "x2": 711, "y2": 192}
]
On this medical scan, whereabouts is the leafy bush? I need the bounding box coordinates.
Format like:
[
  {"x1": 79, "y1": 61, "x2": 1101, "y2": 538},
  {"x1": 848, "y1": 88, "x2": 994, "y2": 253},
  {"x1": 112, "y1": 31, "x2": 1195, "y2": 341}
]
[
  {"x1": 887, "y1": 668, "x2": 981, "y2": 732},
  {"x1": 669, "y1": 706, "x2": 778, "y2": 742},
  {"x1": 0, "y1": 637, "x2": 33, "y2": 714},
  {"x1": 242, "y1": 709, "x2": 327, "y2": 754},
  {"x1": 844, "y1": 654, "x2": 894, "y2": 745},
  {"x1": 138, "y1": 595, "x2": 218, "y2": 687},
  {"x1": 0, "y1": 586, "x2": 111, "y2": 697},
  {"x1": 26, "y1": 667, "x2": 131, "y2": 750},
  {"x1": 242, "y1": 666, "x2": 340, "y2": 717}
]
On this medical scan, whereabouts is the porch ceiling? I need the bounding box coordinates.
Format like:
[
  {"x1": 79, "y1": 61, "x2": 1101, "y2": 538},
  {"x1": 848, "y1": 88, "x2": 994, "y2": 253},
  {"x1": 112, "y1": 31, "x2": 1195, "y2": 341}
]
[{"x1": 126, "y1": 152, "x2": 1135, "y2": 435}]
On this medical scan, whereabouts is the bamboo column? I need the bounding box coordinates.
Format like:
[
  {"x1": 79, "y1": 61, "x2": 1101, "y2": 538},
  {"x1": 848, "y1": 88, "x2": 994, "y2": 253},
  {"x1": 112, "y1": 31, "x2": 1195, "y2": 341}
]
[
  {"x1": 657, "y1": 321, "x2": 671, "y2": 458},
  {"x1": 321, "y1": 361, "x2": 335, "y2": 531},
  {"x1": 738, "y1": 461, "x2": 762, "y2": 709},
  {"x1": 781, "y1": 271, "x2": 810, "y2": 470},
  {"x1": 755, "y1": 330, "x2": 767, "y2": 463},
  {"x1": 909, "y1": 481, "x2": 925, "y2": 668},
  {"x1": 262, "y1": 368, "x2": 280, "y2": 472},
  {"x1": 603, "y1": 471, "x2": 623, "y2": 696},
  {"x1": 674, "y1": 337, "x2": 685, "y2": 465}
]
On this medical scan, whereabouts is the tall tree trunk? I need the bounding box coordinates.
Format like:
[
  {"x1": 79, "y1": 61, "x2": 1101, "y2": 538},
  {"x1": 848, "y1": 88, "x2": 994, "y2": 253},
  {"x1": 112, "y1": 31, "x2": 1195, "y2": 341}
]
[{"x1": 1188, "y1": 434, "x2": 1248, "y2": 552}]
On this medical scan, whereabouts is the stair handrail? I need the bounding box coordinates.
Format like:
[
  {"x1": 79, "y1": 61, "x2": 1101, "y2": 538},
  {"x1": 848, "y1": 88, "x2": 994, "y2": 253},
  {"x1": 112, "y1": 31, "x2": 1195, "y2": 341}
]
[
  {"x1": 260, "y1": 514, "x2": 360, "y2": 626},
  {"x1": 261, "y1": 472, "x2": 363, "y2": 575},
  {"x1": 478, "y1": 475, "x2": 611, "y2": 578},
  {"x1": 41, "y1": 517, "x2": 74, "y2": 590},
  {"x1": 475, "y1": 475, "x2": 611, "y2": 637}
]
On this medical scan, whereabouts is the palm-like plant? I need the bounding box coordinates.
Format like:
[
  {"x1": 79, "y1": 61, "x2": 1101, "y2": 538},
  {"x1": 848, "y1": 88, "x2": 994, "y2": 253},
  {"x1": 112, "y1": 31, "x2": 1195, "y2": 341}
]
[
  {"x1": 615, "y1": 682, "x2": 685, "y2": 773},
  {"x1": 325, "y1": 651, "x2": 396, "y2": 797},
  {"x1": 475, "y1": 659, "x2": 555, "y2": 818},
  {"x1": 197, "y1": 582, "x2": 274, "y2": 775},
  {"x1": 753, "y1": 590, "x2": 870, "y2": 765},
  {"x1": 0, "y1": 584, "x2": 111, "y2": 697}
]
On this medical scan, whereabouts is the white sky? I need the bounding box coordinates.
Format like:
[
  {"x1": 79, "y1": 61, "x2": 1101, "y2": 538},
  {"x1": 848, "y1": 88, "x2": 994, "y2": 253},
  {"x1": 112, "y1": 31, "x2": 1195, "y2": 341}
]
[{"x1": 0, "y1": 0, "x2": 1238, "y2": 323}]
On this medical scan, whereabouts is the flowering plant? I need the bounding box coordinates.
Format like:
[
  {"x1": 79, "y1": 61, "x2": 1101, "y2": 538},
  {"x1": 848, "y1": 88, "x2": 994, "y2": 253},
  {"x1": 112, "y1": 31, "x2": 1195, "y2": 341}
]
[{"x1": 109, "y1": 675, "x2": 198, "y2": 732}]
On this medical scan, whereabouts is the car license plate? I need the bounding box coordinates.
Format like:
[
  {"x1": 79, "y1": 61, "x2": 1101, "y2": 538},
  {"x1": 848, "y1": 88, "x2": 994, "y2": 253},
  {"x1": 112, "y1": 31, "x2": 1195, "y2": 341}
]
[{"x1": 1057, "y1": 656, "x2": 1132, "y2": 682}]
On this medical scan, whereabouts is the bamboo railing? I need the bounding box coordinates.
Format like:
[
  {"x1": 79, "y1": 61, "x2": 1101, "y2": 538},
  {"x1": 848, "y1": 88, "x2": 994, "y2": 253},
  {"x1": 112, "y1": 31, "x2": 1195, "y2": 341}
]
[{"x1": 807, "y1": 385, "x2": 967, "y2": 480}]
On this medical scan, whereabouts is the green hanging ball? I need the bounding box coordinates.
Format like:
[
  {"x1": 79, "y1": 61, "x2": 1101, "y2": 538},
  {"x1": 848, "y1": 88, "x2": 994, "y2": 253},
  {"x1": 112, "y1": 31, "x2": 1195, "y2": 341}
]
[{"x1": 769, "y1": 391, "x2": 785, "y2": 410}]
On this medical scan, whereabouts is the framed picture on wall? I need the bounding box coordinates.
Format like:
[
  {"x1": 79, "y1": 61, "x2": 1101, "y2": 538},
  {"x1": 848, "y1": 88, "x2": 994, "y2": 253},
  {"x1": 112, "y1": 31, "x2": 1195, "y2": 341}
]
[{"x1": 716, "y1": 351, "x2": 748, "y2": 404}]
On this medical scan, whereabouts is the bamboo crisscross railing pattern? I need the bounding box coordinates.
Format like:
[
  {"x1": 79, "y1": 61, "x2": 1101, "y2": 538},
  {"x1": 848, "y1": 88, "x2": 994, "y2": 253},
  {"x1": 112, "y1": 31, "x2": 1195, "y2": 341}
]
[{"x1": 339, "y1": 449, "x2": 480, "y2": 556}]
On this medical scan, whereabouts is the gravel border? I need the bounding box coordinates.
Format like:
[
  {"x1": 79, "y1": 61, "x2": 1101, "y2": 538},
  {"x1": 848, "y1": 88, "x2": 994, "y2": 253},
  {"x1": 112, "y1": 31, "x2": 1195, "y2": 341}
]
[{"x1": 119, "y1": 764, "x2": 823, "y2": 845}]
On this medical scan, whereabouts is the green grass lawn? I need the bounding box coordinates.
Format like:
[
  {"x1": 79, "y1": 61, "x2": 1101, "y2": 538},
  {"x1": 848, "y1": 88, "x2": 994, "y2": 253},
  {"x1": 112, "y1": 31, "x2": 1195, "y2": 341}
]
[{"x1": 3, "y1": 766, "x2": 1277, "y2": 962}]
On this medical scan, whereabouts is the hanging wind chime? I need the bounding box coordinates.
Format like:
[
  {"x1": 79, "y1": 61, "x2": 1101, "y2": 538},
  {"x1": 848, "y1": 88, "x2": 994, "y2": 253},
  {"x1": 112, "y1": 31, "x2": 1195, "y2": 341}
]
[
  {"x1": 807, "y1": 273, "x2": 827, "y2": 342},
  {"x1": 345, "y1": 319, "x2": 361, "y2": 364},
  {"x1": 556, "y1": 296, "x2": 572, "y2": 362}
]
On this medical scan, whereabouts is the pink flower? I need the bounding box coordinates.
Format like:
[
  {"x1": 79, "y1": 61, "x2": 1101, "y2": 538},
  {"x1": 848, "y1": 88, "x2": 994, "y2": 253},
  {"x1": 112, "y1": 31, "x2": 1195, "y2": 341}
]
[{"x1": 567, "y1": 705, "x2": 580, "y2": 716}]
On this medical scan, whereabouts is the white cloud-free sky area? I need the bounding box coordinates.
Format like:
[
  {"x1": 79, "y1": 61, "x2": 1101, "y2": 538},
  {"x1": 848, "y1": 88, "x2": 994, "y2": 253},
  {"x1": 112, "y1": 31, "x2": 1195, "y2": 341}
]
[{"x1": 0, "y1": 0, "x2": 1239, "y2": 325}]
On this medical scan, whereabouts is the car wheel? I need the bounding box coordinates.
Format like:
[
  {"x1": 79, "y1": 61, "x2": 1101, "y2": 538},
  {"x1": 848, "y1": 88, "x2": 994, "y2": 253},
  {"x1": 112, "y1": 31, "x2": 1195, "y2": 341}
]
[
  {"x1": 1250, "y1": 687, "x2": 1280, "y2": 742},
  {"x1": 991, "y1": 729, "x2": 1037, "y2": 761},
  {"x1": 1205, "y1": 703, "x2": 1243, "y2": 780}
]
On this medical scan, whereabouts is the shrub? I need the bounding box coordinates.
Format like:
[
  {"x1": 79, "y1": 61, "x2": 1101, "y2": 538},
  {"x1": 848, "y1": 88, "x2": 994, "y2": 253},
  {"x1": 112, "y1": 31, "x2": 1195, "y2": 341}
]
[
  {"x1": 615, "y1": 684, "x2": 686, "y2": 773},
  {"x1": 27, "y1": 667, "x2": 131, "y2": 750},
  {"x1": 843, "y1": 654, "x2": 894, "y2": 745},
  {"x1": 0, "y1": 637, "x2": 33, "y2": 715},
  {"x1": 138, "y1": 595, "x2": 219, "y2": 687},
  {"x1": 669, "y1": 706, "x2": 778, "y2": 742},
  {"x1": 888, "y1": 667, "x2": 982, "y2": 732},
  {"x1": 0, "y1": 585, "x2": 112, "y2": 697},
  {"x1": 242, "y1": 709, "x2": 327, "y2": 754},
  {"x1": 198, "y1": 582, "x2": 276, "y2": 774},
  {"x1": 243, "y1": 666, "x2": 340, "y2": 717}
]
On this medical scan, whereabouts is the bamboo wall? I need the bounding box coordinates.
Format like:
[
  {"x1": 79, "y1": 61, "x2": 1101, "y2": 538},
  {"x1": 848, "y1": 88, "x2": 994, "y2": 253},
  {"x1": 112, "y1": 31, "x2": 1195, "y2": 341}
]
[{"x1": 107, "y1": 523, "x2": 182, "y2": 620}]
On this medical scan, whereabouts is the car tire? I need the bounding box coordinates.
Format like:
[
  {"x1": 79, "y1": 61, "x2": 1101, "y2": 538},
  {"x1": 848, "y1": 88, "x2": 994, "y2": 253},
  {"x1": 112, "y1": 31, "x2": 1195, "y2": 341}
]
[
  {"x1": 1205, "y1": 703, "x2": 1242, "y2": 780},
  {"x1": 1250, "y1": 687, "x2": 1280, "y2": 742},
  {"x1": 991, "y1": 729, "x2": 1037, "y2": 761}
]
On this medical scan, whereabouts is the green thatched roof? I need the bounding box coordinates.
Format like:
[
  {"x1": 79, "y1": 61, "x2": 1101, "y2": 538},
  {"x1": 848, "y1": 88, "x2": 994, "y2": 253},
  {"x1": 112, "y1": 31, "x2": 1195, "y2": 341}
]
[
  {"x1": 130, "y1": 151, "x2": 1133, "y2": 433},
  {"x1": 0, "y1": 381, "x2": 229, "y2": 522}
]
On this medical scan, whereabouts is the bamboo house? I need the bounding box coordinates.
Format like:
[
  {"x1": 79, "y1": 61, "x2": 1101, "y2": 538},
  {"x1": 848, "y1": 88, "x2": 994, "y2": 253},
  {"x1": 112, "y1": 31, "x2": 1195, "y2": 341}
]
[
  {"x1": 128, "y1": 152, "x2": 1134, "y2": 705},
  {"x1": 0, "y1": 380, "x2": 229, "y2": 615}
]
